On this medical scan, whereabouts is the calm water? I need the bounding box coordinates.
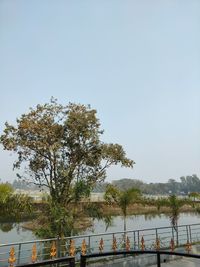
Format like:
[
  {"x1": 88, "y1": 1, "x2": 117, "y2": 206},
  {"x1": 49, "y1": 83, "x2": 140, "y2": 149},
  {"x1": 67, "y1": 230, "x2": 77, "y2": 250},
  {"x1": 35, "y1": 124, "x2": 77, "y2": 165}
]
[
  {"x1": 86, "y1": 212, "x2": 200, "y2": 234},
  {"x1": 0, "y1": 223, "x2": 35, "y2": 244},
  {"x1": 1, "y1": 212, "x2": 200, "y2": 244}
]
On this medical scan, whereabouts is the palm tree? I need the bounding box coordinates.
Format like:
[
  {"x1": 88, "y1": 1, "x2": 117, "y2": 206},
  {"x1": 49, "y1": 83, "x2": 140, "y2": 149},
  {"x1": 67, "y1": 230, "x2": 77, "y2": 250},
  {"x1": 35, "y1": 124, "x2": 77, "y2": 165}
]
[
  {"x1": 168, "y1": 195, "x2": 181, "y2": 230},
  {"x1": 156, "y1": 195, "x2": 191, "y2": 231},
  {"x1": 155, "y1": 194, "x2": 192, "y2": 246},
  {"x1": 104, "y1": 185, "x2": 141, "y2": 233}
]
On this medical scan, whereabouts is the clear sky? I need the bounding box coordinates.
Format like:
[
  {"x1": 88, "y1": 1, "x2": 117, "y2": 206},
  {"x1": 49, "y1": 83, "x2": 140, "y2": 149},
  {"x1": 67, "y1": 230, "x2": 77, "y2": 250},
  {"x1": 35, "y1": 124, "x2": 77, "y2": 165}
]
[{"x1": 0, "y1": 0, "x2": 200, "y2": 183}]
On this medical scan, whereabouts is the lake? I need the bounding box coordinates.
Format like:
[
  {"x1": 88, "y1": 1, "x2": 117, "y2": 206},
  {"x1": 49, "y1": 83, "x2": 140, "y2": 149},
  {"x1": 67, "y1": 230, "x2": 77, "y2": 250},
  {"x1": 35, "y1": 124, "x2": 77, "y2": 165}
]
[{"x1": 1, "y1": 212, "x2": 200, "y2": 244}]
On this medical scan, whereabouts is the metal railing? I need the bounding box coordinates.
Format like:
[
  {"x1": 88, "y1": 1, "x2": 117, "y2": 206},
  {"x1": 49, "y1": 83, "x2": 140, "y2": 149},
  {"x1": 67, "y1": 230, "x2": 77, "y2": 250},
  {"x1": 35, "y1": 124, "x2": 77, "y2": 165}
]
[
  {"x1": 1, "y1": 223, "x2": 200, "y2": 266},
  {"x1": 80, "y1": 250, "x2": 200, "y2": 267}
]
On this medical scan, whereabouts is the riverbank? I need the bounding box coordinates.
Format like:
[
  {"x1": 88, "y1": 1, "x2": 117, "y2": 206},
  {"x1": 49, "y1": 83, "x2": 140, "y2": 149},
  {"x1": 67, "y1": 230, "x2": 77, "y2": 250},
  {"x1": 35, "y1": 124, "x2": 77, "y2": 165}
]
[
  {"x1": 101, "y1": 203, "x2": 194, "y2": 215},
  {"x1": 22, "y1": 203, "x2": 195, "y2": 233},
  {"x1": 22, "y1": 216, "x2": 93, "y2": 232}
]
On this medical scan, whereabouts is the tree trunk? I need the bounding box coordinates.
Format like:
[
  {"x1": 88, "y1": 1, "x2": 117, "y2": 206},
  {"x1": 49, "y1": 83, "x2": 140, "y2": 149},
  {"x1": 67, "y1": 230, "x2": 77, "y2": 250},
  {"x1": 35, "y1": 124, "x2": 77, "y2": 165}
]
[
  {"x1": 124, "y1": 215, "x2": 126, "y2": 233},
  {"x1": 124, "y1": 215, "x2": 127, "y2": 248}
]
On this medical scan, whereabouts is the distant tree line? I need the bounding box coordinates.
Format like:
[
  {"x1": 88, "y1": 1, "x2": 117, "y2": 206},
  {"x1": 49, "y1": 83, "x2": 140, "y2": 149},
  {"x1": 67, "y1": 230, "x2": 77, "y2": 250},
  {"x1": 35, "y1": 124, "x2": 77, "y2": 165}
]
[
  {"x1": 7, "y1": 174, "x2": 200, "y2": 196},
  {"x1": 93, "y1": 174, "x2": 200, "y2": 195},
  {"x1": 12, "y1": 179, "x2": 41, "y2": 190}
]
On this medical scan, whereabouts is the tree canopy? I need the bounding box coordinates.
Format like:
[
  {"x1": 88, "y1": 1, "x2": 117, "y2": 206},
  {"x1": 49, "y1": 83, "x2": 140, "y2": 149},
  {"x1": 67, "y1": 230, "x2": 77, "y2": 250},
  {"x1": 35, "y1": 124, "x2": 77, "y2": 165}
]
[
  {"x1": 0, "y1": 99, "x2": 134, "y2": 236},
  {"x1": 1, "y1": 99, "x2": 134, "y2": 205}
]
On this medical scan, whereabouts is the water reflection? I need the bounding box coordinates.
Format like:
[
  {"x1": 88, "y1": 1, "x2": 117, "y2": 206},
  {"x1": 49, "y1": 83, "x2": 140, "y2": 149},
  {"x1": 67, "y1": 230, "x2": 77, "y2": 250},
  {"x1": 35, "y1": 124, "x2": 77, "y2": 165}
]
[
  {"x1": 0, "y1": 222, "x2": 15, "y2": 232},
  {"x1": 86, "y1": 212, "x2": 200, "y2": 234},
  {"x1": 144, "y1": 213, "x2": 164, "y2": 220},
  {"x1": 0, "y1": 212, "x2": 200, "y2": 244}
]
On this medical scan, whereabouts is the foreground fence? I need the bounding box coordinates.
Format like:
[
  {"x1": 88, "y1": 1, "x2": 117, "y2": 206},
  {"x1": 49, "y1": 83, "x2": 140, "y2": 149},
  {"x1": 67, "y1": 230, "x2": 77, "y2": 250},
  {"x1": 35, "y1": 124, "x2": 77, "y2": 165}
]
[{"x1": 1, "y1": 223, "x2": 200, "y2": 266}]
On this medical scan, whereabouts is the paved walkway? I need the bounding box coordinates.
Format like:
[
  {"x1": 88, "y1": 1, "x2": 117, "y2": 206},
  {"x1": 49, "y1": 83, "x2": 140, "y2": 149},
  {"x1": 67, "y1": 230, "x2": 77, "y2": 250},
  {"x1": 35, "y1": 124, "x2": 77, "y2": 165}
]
[{"x1": 149, "y1": 258, "x2": 200, "y2": 267}]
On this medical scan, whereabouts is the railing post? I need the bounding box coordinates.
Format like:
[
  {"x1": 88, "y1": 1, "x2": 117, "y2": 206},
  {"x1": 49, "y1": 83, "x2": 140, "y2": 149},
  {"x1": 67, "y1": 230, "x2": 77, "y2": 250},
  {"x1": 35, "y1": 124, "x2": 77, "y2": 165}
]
[
  {"x1": 69, "y1": 257, "x2": 75, "y2": 267},
  {"x1": 56, "y1": 236, "x2": 60, "y2": 258},
  {"x1": 176, "y1": 226, "x2": 179, "y2": 246},
  {"x1": 88, "y1": 236, "x2": 91, "y2": 253},
  {"x1": 137, "y1": 231, "x2": 140, "y2": 250},
  {"x1": 17, "y1": 243, "x2": 21, "y2": 265},
  {"x1": 186, "y1": 225, "x2": 189, "y2": 244},
  {"x1": 172, "y1": 227, "x2": 174, "y2": 242},
  {"x1": 189, "y1": 225, "x2": 192, "y2": 243},
  {"x1": 80, "y1": 255, "x2": 86, "y2": 267},
  {"x1": 155, "y1": 228, "x2": 158, "y2": 240},
  {"x1": 133, "y1": 231, "x2": 136, "y2": 250},
  {"x1": 157, "y1": 251, "x2": 161, "y2": 267}
]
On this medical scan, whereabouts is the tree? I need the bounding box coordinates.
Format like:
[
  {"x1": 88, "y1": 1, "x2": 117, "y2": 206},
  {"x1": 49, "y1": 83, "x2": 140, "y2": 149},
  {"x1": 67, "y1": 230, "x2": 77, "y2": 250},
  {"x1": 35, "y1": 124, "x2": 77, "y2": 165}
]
[
  {"x1": 0, "y1": 99, "x2": 134, "y2": 236},
  {"x1": 112, "y1": 178, "x2": 145, "y2": 192},
  {"x1": 168, "y1": 179, "x2": 179, "y2": 194},
  {"x1": 180, "y1": 175, "x2": 200, "y2": 194},
  {"x1": 156, "y1": 195, "x2": 191, "y2": 231},
  {"x1": 104, "y1": 184, "x2": 141, "y2": 233},
  {"x1": 168, "y1": 195, "x2": 182, "y2": 230}
]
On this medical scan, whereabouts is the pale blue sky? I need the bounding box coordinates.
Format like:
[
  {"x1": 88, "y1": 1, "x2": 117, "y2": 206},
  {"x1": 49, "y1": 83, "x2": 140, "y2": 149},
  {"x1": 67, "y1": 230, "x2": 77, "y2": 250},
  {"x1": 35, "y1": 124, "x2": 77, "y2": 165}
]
[{"x1": 0, "y1": 0, "x2": 200, "y2": 183}]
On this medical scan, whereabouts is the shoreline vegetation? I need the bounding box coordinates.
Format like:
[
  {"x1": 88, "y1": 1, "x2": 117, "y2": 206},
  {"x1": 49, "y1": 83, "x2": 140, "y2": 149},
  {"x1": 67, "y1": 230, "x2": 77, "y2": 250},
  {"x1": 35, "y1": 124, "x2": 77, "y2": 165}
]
[{"x1": 21, "y1": 203, "x2": 195, "y2": 233}]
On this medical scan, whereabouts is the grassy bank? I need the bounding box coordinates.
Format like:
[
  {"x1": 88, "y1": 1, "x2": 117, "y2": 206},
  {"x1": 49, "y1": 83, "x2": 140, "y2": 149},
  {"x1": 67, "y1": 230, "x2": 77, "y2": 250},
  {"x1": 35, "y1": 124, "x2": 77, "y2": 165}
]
[
  {"x1": 21, "y1": 202, "x2": 195, "y2": 234},
  {"x1": 101, "y1": 203, "x2": 194, "y2": 216}
]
